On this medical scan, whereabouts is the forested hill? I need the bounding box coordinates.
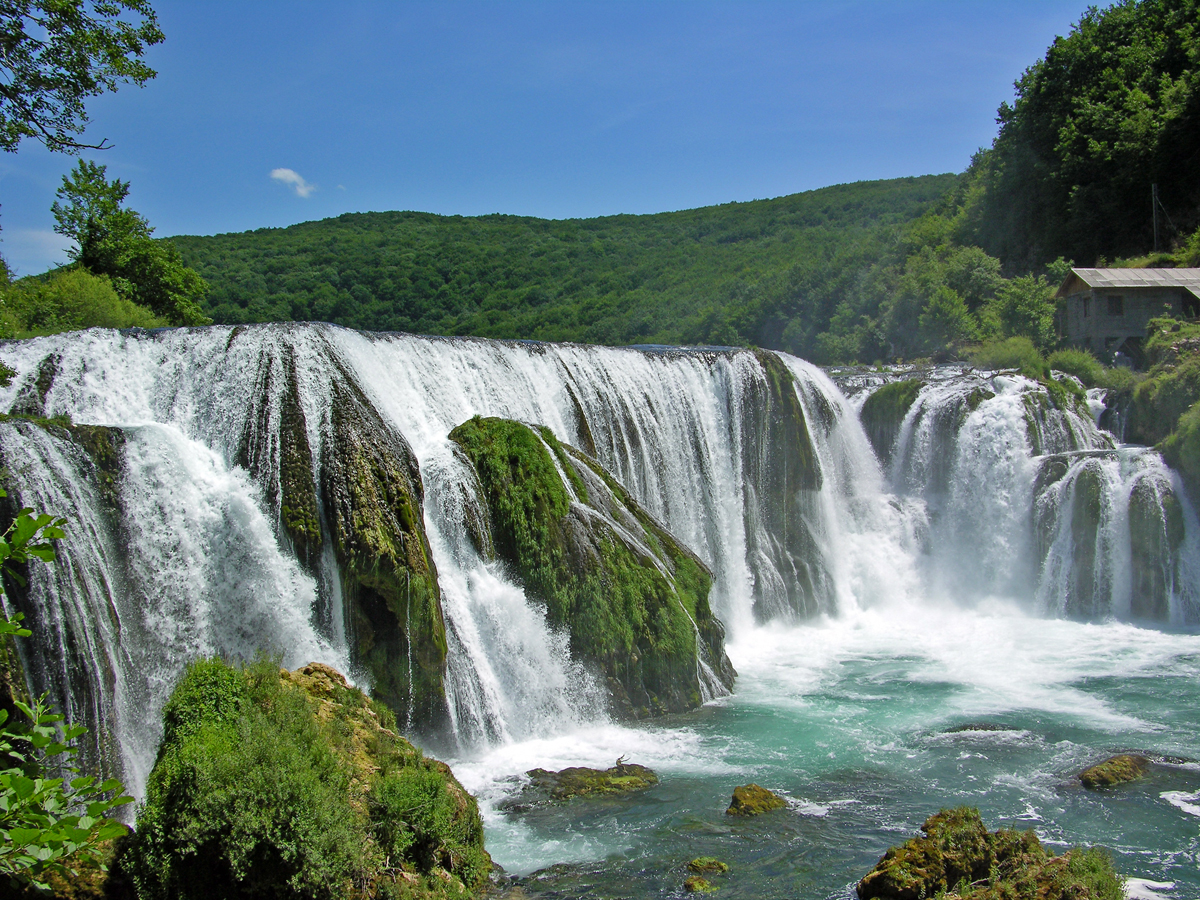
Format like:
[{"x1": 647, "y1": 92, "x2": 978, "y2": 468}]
[{"x1": 172, "y1": 174, "x2": 955, "y2": 353}]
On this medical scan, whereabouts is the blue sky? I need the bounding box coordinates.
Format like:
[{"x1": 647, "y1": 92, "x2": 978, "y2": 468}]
[{"x1": 0, "y1": 0, "x2": 1090, "y2": 277}]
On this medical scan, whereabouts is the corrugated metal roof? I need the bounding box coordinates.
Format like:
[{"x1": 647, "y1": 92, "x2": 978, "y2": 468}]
[{"x1": 1058, "y1": 267, "x2": 1200, "y2": 298}]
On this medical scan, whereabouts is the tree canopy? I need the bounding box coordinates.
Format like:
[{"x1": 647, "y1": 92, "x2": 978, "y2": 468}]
[
  {"x1": 52, "y1": 159, "x2": 210, "y2": 326},
  {"x1": 0, "y1": 0, "x2": 162, "y2": 154},
  {"x1": 962, "y1": 0, "x2": 1200, "y2": 268}
]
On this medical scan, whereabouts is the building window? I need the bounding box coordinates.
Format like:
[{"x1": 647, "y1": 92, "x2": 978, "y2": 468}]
[
  {"x1": 1082, "y1": 297, "x2": 1090, "y2": 318},
  {"x1": 1108, "y1": 295, "x2": 1124, "y2": 316}
]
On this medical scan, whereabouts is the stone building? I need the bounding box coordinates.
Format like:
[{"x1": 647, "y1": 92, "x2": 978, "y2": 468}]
[{"x1": 1056, "y1": 267, "x2": 1200, "y2": 361}]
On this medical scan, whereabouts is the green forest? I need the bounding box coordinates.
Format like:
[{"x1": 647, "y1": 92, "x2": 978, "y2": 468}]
[
  {"x1": 160, "y1": 0, "x2": 1200, "y2": 365},
  {"x1": 5, "y1": 0, "x2": 1199, "y2": 367}
]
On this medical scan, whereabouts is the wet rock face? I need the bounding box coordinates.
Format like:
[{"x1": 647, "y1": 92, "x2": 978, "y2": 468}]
[
  {"x1": 449, "y1": 416, "x2": 735, "y2": 719},
  {"x1": 320, "y1": 369, "x2": 449, "y2": 735},
  {"x1": 235, "y1": 343, "x2": 322, "y2": 567},
  {"x1": 860, "y1": 378, "x2": 922, "y2": 464},
  {"x1": 743, "y1": 351, "x2": 826, "y2": 620},
  {"x1": 0, "y1": 418, "x2": 128, "y2": 773}
]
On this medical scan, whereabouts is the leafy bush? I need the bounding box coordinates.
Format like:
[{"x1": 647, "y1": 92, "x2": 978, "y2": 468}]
[
  {"x1": 0, "y1": 498, "x2": 133, "y2": 894},
  {"x1": 966, "y1": 337, "x2": 1045, "y2": 377},
  {"x1": 0, "y1": 267, "x2": 166, "y2": 337},
  {"x1": 128, "y1": 660, "x2": 367, "y2": 900},
  {"x1": 1047, "y1": 348, "x2": 1103, "y2": 386},
  {"x1": 127, "y1": 658, "x2": 490, "y2": 899}
]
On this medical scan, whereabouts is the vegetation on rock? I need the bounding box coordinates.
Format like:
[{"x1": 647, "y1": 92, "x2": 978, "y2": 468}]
[
  {"x1": 1079, "y1": 755, "x2": 1150, "y2": 789},
  {"x1": 449, "y1": 415, "x2": 734, "y2": 718},
  {"x1": 683, "y1": 875, "x2": 717, "y2": 893},
  {"x1": 725, "y1": 784, "x2": 786, "y2": 816},
  {"x1": 318, "y1": 364, "x2": 449, "y2": 734},
  {"x1": 125, "y1": 658, "x2": 489, "y2": 900},
  {"x1": 687, "y1": 858, "x2": 729, "y2": 875},
  {"x1": 856, "y1": 807, "x2": 1124, "y2": 900},
  {"x1": 860, "y1": 378, "x2": 922, "y2": 462},
  {"x1": 503, "y1": 760, "x2": 658, "y2": 811}
]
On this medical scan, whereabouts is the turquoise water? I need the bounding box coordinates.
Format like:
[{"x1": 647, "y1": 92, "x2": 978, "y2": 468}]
[{"x1": 450, "y1": 604, "x2": 1200, "y2": 899}]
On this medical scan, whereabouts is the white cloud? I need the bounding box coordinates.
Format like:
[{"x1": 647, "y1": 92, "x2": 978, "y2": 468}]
[{"x1": 270, "y1": 167, "x2": 316, "y2": 198}]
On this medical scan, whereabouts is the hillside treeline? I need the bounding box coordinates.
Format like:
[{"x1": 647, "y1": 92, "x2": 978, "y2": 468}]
[
  {"x1": 170, "y1": 2, "x2": 1198, "y2": 363},
  {"x1": 173, "y1": 176, "x2": 955, "y2": 360}
]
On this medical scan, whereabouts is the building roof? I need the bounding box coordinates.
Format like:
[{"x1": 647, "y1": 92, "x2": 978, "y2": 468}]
[{"x1": 1055, "y1": 267, "x2": 1200, "y2": 299}]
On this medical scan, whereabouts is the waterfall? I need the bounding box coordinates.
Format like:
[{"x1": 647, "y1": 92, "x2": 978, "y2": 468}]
[{"x1": 1, "y1": 326, "x2": 1198, "y2": 795}]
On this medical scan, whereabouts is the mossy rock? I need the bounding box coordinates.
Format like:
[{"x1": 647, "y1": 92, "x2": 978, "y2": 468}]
[
  {"x1": 744, "y1": 351, "x2": 827, "y2": 620},
  {"x1": 1128, "y1": 480, "x2": 1184, "y2": 620},
  {"x1": 725, "y1": 783, "x2": 786, "y2": 816},
  {"x1": 449, "y1": 416, "x2": 734, "y2": 719},
  {"x1": 856, "y1": 807, "x2": 1124, "y2": 900},
  {"x1": 503, "y1": 759, "x2": 658, "y2": 810},
  {"x1": 688, "y1": 858, "x2": 729, "y2": 874},
  {"x1": 320, "y1": 367, "x2": 449, "y2": 735},
  {"x1": 860, "y1": 378, "x2": 922, "y2": 463},
  {"x1": 234, "y1": 342, "x2": 322, "y2": 566},
  {"x1": 1079, "y1": 754, "x2": 1149, "y2": 788},
  {"x1": 124, "y1": 658, "x2": 490, "y2": 900},
  {"x1": 1161, "y1": 400, "x2": 1200, "y2": 507},
  {"x1": 684, "y1": 875, "x2": 718, "y2": 893}
]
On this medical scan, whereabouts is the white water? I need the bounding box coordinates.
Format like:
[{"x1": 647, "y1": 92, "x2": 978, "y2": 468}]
[{"x1": 1, "y1": 325, "x2": 1199, "y2": 897}]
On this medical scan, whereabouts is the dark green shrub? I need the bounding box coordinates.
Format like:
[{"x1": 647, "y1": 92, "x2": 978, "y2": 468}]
[{"x1": 966, "y1": 337, "x2": 1046, "y2": 377}]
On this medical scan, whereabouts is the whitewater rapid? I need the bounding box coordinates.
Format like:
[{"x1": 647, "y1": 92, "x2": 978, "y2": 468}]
[{"x1": 1, "y1": 325, "x2": 1198, "y2": 897}]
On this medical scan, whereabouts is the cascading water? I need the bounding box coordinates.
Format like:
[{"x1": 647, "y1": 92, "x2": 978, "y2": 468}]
[{"x1": 2, "y1": 326, "x2": 1199, "y2": 898}]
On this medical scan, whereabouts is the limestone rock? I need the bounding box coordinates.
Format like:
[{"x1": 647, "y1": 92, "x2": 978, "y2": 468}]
[
  {"x1": 856, "y1": 807, "x2": 1123, "y2": 900},
  {"x1": 1079, "y1": 754, "x2": 1149, "y2": 788},
  {"x1": 450, "y1": 416, "x2": 735, "y2": 719},
  {"x1": 502, "y1": 759, "x2": 658, "y2": 810},
  {"x1": 725, "y1": 783, "x2": 786, "y2": 816}
]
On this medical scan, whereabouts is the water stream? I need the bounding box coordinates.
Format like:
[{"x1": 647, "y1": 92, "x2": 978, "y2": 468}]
[{"x1": 0, "y1": 325, "x2": 1197, "y2": 898}]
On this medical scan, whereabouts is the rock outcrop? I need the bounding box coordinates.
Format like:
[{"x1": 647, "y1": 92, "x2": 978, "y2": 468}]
[
  {"x1": 742, "y1": 351, "x2": 826, "y2": 619},
  {"x1": 859, "y1": 378, "x2": 922, "y2": 463},
  {"x1": 449, "y1": 416, "x2": 735, "y2": 718},
  {"x1": 501, "y1": 759, "x2": 658, "y2": 810},
  {"x1": 725, "y1": 783, "x2": 786, "y2": 816},
  {"x1": 1079, "y1": 754, "x2": 1149, "y2": 788},
  {"x1": 856, "y1": 807, "x2": 1123, "y2": 900}
]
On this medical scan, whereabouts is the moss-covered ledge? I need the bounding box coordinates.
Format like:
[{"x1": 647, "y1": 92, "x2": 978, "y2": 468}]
[
  {"x1": 319, "y1": 368, "x2": 449, "y2": 735},
  {"x1": 743, "y1": 350, "x2": 826, "y2": 619},
  {"x1": 449, "y1": 415, "x2": 735, "y2": 719},
  {"x1": 860, "y1": 379, "x2": 922, "y2": 463}
]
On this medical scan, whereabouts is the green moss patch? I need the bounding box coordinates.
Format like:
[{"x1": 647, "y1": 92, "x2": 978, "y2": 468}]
[
  {"x1": 1079, "y1": 754, "x2": 1149, "y2": 789},
  {"x1": 449, "y1": 416, "x2": 734, "y2": 718},
  {"x1": 125, "y1": 658, "x2": 489, "y2": 900},
  {"x1": 688, "y1": 858, "x2": 730, "y2": 875},
  {"x1": 860, "y1": 379, "x2": 922, "y2": 461},
  {"x1": 725, "y1": 783, "x2": 786, "y2": 816},
  {"x1": 856, "y1": 807, "x2": 1123, "y2": 900}
]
